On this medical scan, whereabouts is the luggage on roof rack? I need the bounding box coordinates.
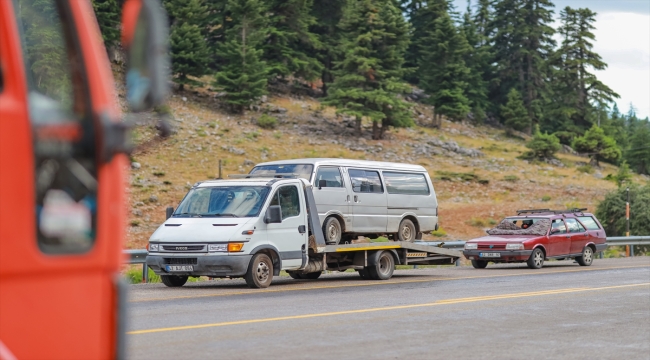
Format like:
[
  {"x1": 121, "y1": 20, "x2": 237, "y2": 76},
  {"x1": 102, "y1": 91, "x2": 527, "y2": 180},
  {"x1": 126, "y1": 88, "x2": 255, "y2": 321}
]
[{"x1": 516, "y1": 208, "x2": 588, "y2": 215}]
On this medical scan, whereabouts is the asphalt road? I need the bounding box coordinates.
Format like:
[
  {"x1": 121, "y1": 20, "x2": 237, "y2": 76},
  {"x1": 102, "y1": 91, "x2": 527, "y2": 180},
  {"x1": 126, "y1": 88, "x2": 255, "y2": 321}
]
[{"x1": 126, "y1": 257, "x2": 650, "y2": 359}]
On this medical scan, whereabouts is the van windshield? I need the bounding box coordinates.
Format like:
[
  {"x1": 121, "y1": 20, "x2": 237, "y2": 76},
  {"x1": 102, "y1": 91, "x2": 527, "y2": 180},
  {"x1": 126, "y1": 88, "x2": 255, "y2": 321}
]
[
  {"x1": 173, "y1": 186, "x2": 271, "y2": 218},
  {"x1": 249, "y1": 164, "x2": 314, "y2": 180}
]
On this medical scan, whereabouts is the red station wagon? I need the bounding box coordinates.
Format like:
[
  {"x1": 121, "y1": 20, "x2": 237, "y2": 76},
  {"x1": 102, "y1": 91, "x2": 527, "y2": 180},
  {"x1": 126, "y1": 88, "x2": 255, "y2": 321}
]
[{"x1": 463, "y1": 209, "x2": 607, "y2": 269}]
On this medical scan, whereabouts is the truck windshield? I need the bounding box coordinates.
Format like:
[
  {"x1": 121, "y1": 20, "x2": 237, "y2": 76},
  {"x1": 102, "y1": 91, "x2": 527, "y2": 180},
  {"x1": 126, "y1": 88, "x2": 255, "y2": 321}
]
[
  {"x1": 174, "y1": 186, "x2": 270, "y2": 218},
  {"x1": 249, "y1": 164, "x2": 313, "y2": 180}
]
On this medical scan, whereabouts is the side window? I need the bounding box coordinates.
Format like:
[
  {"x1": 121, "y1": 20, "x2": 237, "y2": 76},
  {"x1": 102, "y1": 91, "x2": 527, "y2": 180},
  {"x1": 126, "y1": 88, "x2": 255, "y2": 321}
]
[
  {"x1": 551, "y1": 219, "x2": 567, "y2": 234},
  {"x1": 270, "y1": 185, "x2": 300, "y2": 220},
  {"x1": 348, "y1": 169, "x2": 384, "y2": 193},
  {"x1": 577, "y1": 216, "x2": 601, "y2": 230},
  {"x1": 383, "y1": 172, "x2": 430, "y2": 195},
  {"x1": 17, "y1": 0, "x2": 96, "y2": 254},
  {"x1": 315, "y1": 167, "x2": 344, "y2": 188},
  {"x1": 565, "y1": 218, "x2": 585, "y2": 233}
]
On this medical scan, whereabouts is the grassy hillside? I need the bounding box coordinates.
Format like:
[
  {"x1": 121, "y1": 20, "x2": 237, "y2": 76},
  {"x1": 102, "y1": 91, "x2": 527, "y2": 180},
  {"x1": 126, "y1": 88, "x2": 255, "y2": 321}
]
[{"x1": 125, "y1": 90, "x2": 645, "y2": 249}]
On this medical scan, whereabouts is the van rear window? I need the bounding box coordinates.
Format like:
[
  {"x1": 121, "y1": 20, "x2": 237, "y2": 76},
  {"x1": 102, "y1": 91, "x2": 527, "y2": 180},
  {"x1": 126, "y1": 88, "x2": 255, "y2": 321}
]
[
  {"x1": 383, "y1": 172, "x2": 430, "y2": 195},
  {"x1": 577, "y1": 216, "x2": 600, "y2": 230}
]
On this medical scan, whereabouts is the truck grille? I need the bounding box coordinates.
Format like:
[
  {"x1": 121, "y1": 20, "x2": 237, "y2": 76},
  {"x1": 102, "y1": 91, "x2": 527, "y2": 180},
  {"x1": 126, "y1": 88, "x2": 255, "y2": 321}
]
[
  {"x1": 162, "y1": 245, "x2": 205, "y2": 252},
  {"x1": 164, "y1": 258, "x2": 198, "y2": 265},
  {"x1": 478, "y1": 244, "x2": 506, "y2": 250}
]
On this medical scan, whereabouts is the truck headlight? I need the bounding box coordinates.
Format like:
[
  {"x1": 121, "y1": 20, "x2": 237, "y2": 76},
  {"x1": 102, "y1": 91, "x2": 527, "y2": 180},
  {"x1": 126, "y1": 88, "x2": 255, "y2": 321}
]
[
  {"x1": 208, "y1": 244, "x2": 227, "y2": 252},
  {"x1": 464, "y1": 243, "x2": 477, "y2": 250},
  {"x1": 506, "y1": 243, "x2": 524, "y2": 250},
  {"x1": 148, "y1": 243, "x2": 159, "y2": 252}
]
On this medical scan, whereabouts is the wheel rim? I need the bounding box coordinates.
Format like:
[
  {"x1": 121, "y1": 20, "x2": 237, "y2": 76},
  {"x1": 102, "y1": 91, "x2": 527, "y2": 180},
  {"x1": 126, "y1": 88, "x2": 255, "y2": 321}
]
[
  {"x1": 534, "y1": 251, "x2": 543, "y2": 267},
  {"x1": 327, "y1": 222, "x2": 339, "y2": 241},
  {"x1": 584, "y1": 248, "x2": 593, "y2": 263},
  {"x1": 378, "y1": 255, "x2": 391, "y2": 276},
  {"x1": 256, "y1": 261, "x2": 270, "y2": 283},
  {"x1": 401, "y1": 224, "x2": 412, "y2": 241}
]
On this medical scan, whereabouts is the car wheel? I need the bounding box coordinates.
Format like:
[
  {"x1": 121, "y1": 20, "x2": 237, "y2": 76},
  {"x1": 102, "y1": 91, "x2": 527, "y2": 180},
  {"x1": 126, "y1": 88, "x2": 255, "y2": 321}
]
[
  {"x1": 160, "y1": 275, "x2": 188, "y2": 287},
  {"x1": 397, "y1": 219, "x2": 416, "y2": 242},
  {"x1": 323, "y1": 217, "x2": 342, "y2": 244},
  {"x1": 527, "y1": 248, "x2": 545, "y2": 269},
  {"x1": 576, "y1": 246, "x2": 594, "y2": 266},
  {"x1": 471, "y1": 259, "x2": 488, "y2": 269},
  {"x1": 302, "y1": 271, "x2": 322, "y2": 279},
  {"x1": 367, "y1": 251, "x2": 395, "y2": 280},
  {"x1": 245, "y1": 253, "x2": 274, "y2": 288}
]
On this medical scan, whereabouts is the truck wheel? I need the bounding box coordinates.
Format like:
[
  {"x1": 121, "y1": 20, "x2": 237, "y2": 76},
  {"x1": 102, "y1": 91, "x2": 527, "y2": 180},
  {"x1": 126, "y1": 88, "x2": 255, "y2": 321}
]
[
  {"x1": 160, "y1": 275, "x2": 188, "y2": 287},
  {"x1": 471, "y1": 259, "x2": 488, "y2": 269},
  {"x1": 576, "y1": 246, "x2": 594, "y2": 266},
  {"x1": 357, "y1": 269, "x2": 370, "y2": 279},
  {"x1": 397, "y1": 219, "x2": 416, "y2": 242},
  {"x1": 527, "y1": 248, "x2": 545, "y2": 269},
  {"x1": 245, "y1": 253, "x2": 274, "y2": 288},
  {"x1": 323, "y1": 217, "x2": 342, "y2": 244},
  {"x1": 302, "y1": 271, "x2": 322, "y2": 279},
  {"x1": 367, "y1": 251, "x2": 395, "y2": 280},
  {"x1": 288, "y1": 271, "x2": 302, "y2": 279}
]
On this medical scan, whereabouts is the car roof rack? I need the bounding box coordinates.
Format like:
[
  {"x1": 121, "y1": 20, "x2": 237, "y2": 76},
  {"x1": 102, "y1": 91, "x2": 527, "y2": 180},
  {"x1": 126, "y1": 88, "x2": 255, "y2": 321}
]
[
  {"x1": 228, "y1": 173, "x2": 300, "y2": 179},
  {"x1": 516, "y1": 208, "x2": 588, "y2": 215}
]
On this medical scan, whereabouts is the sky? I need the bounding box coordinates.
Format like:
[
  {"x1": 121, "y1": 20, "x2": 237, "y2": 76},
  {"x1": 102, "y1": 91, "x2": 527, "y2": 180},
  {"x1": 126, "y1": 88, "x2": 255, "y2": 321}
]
[{"x1": 452, "y1": 0, "x2": 650, "y2": 119}]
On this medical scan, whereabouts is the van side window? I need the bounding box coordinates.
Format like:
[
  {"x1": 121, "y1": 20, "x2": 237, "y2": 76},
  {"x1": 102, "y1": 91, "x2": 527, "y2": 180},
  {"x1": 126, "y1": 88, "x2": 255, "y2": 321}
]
[
  {"x1": 383, "y1": 172, "x2": 429, "y2": 195},
  {"x1": 270, "y1": 185, "x2": 300, "y2": 219},
  {"x1": 315, "y1": 167, "x2": 343, "y2": 188},
  {"x1": 348, "y1": 169, "x2": 383, "y2": 193},
  {"x1": 577, "y1": 216, "x2": 600, "y2": 230},
  {"x1": 565, "y1": 218, "x2": 585, "y2": 233}
]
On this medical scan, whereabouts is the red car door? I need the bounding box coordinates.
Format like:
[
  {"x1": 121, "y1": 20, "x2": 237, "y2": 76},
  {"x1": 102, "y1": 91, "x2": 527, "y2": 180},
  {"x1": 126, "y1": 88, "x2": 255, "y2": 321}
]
[
  {"x1": 566, "y1": 218, "x2": 589, "y2": 254},
  {"x1": 548, "y1": 219, "x2": 570, "y2": 256}
]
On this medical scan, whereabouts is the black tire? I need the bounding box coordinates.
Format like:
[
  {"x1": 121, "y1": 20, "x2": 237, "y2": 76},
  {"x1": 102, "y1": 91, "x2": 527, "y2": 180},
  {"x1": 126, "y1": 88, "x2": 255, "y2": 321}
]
[
  {"x1": 357, "y1": 269, "x2": 370, "y2": 279},
  {"x1": 576, "y1": 246, "x2": 594, "y2": 266},
  {"x1": 471, "y1": 259, "x2": 488, "y2": 269},
  {"x1": 397, "y1": 219, "x2": 416, "y2": 242},
  {"x1": 160, "y1": 275, "x2": 188, "y2": 287},
  {"x1": 302, "y1": 271, "x2": 322, "y2": 279},
  {"x1": 367, "y1": 251, "x2": 395, "y2": 280},
  {"x1": 323, "y1": 217, "x2": 343, "y2": 244},
  {"x1": 527, "y1": 248, "x2": 545, "y2": 269},
  {"x1": 244, "y1": 253, "x2": 274, "y2": 288},
  {"x1": 288, "y1": 271, "x2": 302, "y2": 279}
]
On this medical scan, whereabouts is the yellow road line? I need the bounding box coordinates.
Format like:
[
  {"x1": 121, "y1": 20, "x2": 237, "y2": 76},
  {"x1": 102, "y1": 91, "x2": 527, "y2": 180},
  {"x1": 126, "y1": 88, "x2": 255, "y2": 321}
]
[
  {"x1": 128, "y1": 282, "x2": 649, "y2": 335},
  {"x1": 129, "y1": 264, "x2": 650, "y2": 303}
]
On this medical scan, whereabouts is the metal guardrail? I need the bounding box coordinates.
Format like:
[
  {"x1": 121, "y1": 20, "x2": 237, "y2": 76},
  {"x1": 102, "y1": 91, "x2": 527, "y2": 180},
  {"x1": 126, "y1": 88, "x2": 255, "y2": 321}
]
[{"x1": 124, "y1": 236, "x2": 649, "y2": 283}]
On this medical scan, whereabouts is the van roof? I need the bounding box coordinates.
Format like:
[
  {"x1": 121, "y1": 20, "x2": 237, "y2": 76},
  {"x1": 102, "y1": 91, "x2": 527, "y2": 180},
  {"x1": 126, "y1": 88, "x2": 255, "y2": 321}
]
[
  {"x1": 194, "y1": 178, "x2": 303, "y2": 188},
  {"x1": 253, "y1": 158, "x2": 426, "y2": 172}
]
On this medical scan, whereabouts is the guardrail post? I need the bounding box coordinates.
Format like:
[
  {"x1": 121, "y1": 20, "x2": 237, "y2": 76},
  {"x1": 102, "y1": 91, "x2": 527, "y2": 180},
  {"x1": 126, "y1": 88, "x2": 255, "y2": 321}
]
[
  {"x1": 142, "y1": 264, "x2": 148, "y2": 283},
  {"x1": 599, "y1": 251, "x2": 603, "y2": 259},
  {"x1": 630, "y1": 245, "x2": 634, "y2": 257},
  {"x1": 455, "y1": 258, "x2": 460, "y2": 266}
]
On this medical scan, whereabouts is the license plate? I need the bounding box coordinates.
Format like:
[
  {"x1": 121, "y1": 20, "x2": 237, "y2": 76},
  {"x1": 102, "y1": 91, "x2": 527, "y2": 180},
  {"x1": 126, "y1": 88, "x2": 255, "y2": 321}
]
[
  {"x1": 166, "y1": 265, "x2": 193, "y2": 272},
  {"x1": 479, "y1": 252, "x2": 501, "y2": 258}
]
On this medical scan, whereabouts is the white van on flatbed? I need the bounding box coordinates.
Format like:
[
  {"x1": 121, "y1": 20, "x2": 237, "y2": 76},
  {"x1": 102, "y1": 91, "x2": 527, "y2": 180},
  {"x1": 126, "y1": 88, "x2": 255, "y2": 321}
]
[
  {"x1": 146, "y1": 177, "x2": 460, "y2": 288},
  {"x1": 249, "y1": 159, "x2": 439, "y2": 244}
]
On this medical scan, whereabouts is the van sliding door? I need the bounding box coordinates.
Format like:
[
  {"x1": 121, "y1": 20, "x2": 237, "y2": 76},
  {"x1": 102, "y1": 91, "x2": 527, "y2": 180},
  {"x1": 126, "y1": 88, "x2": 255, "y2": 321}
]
[
  {"x1": 312, "y1": 166, "x2": 349, "y2": 226},
  {"x1": 347, "y1": 169, "x2": 387, "y2": 233}
]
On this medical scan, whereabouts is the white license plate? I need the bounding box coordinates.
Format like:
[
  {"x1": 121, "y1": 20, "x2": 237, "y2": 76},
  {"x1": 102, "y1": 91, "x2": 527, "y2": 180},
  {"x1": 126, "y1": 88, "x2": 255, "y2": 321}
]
[
  {"x1": 166, "y1": 265, "x2": 193, "y2": 272},
  {"x1": 479, "y1": 252, "x2": 501, "y2": 258}
]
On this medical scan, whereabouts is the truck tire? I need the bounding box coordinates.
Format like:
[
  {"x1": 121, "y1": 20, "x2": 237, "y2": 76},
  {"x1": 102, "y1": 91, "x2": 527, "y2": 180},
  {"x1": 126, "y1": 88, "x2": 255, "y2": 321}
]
[
  {"x1": 245, "y1": 253, "x2": 274, "y2": 288},
  {"x1": 397, "y1": 219, "x2": 416, "y2": 242},
  {"x1": 357, "y1": 269, "x2": 370, "y2": 279},
  {"x1": 471, "y1": 259, "x2": 488, "y2": 269},
  {"x1": 288, "y1": 271, "x2": 302, "y2": 279},
  {"x1": 367, "y1": 251, "x2": 395, "y2": 280},
  {"x1": 160, "y1": 275, "x2": 188, "y2": 287},
  {"x1": 323, "y1": 217, "x2": 342, "y2": 244},
  {"x1": 576, "y1": 246, "x2": 594, "y2": 266},
  {"x1": 302, "y1": 271, "x2": 322, "y2": 279}
]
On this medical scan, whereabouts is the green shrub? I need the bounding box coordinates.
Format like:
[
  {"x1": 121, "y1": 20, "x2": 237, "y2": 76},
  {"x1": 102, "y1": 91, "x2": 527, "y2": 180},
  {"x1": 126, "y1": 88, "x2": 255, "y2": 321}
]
[
  {"x1": 130, "y1": 220, "x2": 140, "y2": 227},
  {"x1": 163, "y1": 180, "x2": 172, "y2": 185},
  {"x1": 522, "y1": 129, "x2": 561, "y2": 160},
  {"x1": 245, "y1": 131, "x2": 261, "y2": 140},
  {"x1": 152, "y1": 171, "x2": 165, "y2": 177},
  {"x1": 431, "y1": 228, "x2": 447, "y2": 237},
  {"x1": 468, "y1": 217, "x2": 487, "y2": 227},
  {"x1": 541, "y1": 195, "x2": 551, "y2": 202},
  {"x1": 257, "y1": 114, "x2": 278, "y2": 129},
  {"x1": 577, "y1": 164, "x2": 594, "y2": 174},
  {"x1": 503, "y1": 175, "x2": 519, "y2": 182},
  {"x1": 124, "y1": 267, "x2": 161, "y2": 284}
]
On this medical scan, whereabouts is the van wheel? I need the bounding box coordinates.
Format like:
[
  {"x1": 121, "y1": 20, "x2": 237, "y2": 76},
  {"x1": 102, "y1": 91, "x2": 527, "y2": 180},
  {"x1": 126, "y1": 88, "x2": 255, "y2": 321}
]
[
  {"x1": 471, "y1": 260, "x2": 488, "y2": 269},
  {"x1": 245, "y1": 253, "x2": 273, "y2": 288},
  {"x1": 397, "y1": 219, "x2": 416, "y2": 242},
  {"x1": 288, "y1": 271, "x2": 302, "y2": 279},
  {"x1": 323, "y1": 217, "x2": 342, "y2": 244},
  {"x1": 576, "y1": 246, "x2": 594, "y2": 266},
  {"x1": 367, "y1": 251, "x2": 395, "y2": 280},
  {"x1": 160, "y1": 275, "x2": 188, "y2": 287}
]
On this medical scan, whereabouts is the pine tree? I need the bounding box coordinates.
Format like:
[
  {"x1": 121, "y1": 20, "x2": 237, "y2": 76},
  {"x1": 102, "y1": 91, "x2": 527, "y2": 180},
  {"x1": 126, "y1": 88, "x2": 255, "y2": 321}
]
[
  {"x1": 625, "y1": 120, "x2": 650, "y2": 175},
  {"x1": 165, "y1": 0, "x2": 210, "y2": 89},
  {"x1": 501, "y1": 88, "x2": 530, "y2": 132},
  {"x1": 324, "y1": 0, "x2": 411, "y2": 138},
  {"x1": 263, "y1": 0, "x2": 322, "y2": 82},
  {"x1": 214, "y1": 0, "x2": 268, "y2": 113},
  {"x1": 418, "y1": 4, "x2": 471, "y2": 123},
  {"x1": 310, "y1": 0, "x2": 346, "y2": 95},
  {"x1": 460, "y1": 2, "x2": 490, "y2": 122},
  {"x1": 204, "y1": 0, "x2": 230, "y2": 71},
  {"x1": 92, "y1": 0, "x2": 121, "y2": 49},
  {"x1": 490, "y1": 0, "x2": 556, "y2": 134},
  {"x1": 572, "y1": 125, "x2": 622, "y2": 166}
]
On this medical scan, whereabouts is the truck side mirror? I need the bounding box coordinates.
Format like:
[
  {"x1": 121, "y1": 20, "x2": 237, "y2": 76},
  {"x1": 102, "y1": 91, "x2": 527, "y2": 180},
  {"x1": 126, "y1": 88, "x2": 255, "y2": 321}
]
[
  {"x1": 121, "y1": 0, "x2": 170, "y2": 112},
  {"x1": 318, "y1": 179, "x2": 327, "y2": 190},
  {"x1": 264, "y1": 205, "x2": 282, "y2": 224},
  {"x1": 166, "y1": 206, "x2": 174, "y2": 220}
]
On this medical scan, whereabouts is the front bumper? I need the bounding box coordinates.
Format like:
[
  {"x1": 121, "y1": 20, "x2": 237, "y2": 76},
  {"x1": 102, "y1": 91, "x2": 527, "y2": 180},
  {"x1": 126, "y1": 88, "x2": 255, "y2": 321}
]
[
  {"x1": 146, "y1": 254, "x2": 252, "y2": 277},
  {"x1": 463, "y1": 249, "x2": 533, "y2": 262}
]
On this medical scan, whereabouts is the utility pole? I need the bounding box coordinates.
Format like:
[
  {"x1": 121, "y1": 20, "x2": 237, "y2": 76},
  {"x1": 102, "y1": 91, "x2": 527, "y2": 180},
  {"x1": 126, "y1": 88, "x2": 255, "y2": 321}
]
[{"x1": 625, "y1": 187, "x2": 630, "y2": 256}]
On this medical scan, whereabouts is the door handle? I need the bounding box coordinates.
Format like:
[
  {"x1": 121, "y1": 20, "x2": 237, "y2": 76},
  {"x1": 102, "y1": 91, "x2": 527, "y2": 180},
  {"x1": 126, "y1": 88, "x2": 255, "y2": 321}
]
[
  {"x1": 354, "y1": 195, "x2": 359, "y2": 203},
  {"x1": 347, "y1": 195, "x2": 350, "y2": 202},
  {"x1": 298, "y1": 225, "x2": 306, "y2": 234}
]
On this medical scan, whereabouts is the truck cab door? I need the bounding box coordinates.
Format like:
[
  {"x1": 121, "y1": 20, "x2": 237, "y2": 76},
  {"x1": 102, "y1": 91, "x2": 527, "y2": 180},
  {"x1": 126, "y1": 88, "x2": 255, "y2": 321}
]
[{"x1": 265, "y1": 184, "x2": 308, "y2": 269}]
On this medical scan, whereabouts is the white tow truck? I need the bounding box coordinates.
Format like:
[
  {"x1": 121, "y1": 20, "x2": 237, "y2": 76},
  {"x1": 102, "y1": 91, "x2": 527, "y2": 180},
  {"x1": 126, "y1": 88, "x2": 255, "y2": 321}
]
[{"x1": 146, "y1": 176, "x2": 461, "y2": 288}]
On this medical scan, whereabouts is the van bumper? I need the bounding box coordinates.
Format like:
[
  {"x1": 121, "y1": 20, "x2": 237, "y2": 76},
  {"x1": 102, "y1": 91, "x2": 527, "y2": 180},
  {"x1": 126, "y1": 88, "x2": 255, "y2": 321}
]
[{"x1": 146, "y1": 254, "x2": 252, "y2": 277}]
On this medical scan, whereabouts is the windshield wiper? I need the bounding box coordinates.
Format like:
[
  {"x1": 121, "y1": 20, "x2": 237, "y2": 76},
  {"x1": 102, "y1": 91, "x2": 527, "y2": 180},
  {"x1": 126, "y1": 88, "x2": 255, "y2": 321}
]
[
  {"x1": 202, "y1": 213, "x2": 239, "y2": 217},
  {"x1": 175, "y1": 212, "x2": 202, "y2": 217}
]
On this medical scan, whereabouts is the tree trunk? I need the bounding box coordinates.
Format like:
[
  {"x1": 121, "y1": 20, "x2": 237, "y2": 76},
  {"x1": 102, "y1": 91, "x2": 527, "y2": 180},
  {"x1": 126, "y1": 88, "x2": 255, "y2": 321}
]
[
  {"x1": 372, "y1": 121, "x2": 380, "y2": 140},
  {"x1": 355, "y1": 116, "x2": 362, "y2": 137},
  {"x1": 379, "y1": 118, "x2": 389, "y2": 139}
]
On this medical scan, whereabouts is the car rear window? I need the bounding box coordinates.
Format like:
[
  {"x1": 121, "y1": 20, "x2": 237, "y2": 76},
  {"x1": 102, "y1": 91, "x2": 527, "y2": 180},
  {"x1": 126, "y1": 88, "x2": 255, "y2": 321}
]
[{"x1": 577, "y1": 216, "x2": 600, "y2": 230}]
